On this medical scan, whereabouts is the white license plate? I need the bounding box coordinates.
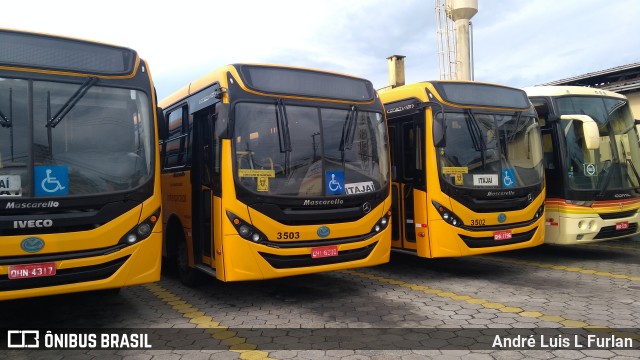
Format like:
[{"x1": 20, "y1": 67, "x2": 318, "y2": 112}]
[{"x1": 0, "y1": 175, "x2": 21, "y2": 191}]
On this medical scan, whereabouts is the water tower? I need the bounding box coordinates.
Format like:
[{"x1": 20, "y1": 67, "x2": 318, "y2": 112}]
[
  {"x1": 435, "y1": 0, "x2": 478, "y2": 80},
  {"x1": 450, "y1": 0, "x2": 478, "y2": 80}
]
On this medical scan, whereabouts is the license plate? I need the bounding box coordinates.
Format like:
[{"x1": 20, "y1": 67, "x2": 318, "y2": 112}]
[
  {"x1": 8, "y1": 262, "x2": 56, "y2": 280},
  {"x1": 311, "y1": 245, "x2": 338, "y2": 258},
  {"x1": 616, "y1": 221, "x2": 629, "y2": 230},
  {"x1": 0, "y1": 175, "x2": 21, "y2": 191},
  {"x1": 494, "y1": 230, "x2": 512, "y2": 241}
]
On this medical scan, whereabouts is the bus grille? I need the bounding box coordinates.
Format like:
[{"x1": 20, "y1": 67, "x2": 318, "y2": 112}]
[
  {"x1": 459, "y1": 227, "x2": 537, "y2": 248},
  {"x1": 258, "y1": 242, "x2": 376, "y2": 269},
  {"x1": 599, "y1": 210, "x2": 638, "y2": 220},
  {"x1": 0, "y1": 256, "x2": 128, "y2": 292},
  {"x1": 0, "y1": 244, "x2": 127, "y2": 266},
  {"x1": 593, "y1": 223, "x2": 638, "y2": 240}
]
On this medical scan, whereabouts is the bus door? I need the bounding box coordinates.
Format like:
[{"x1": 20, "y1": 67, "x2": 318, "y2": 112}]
[
  {"x1": 389, "y1": 118, "x2": 424, "y2": 252},
  {"x1": 191, "y1": 107, "x2": 216, "y2": 269}
]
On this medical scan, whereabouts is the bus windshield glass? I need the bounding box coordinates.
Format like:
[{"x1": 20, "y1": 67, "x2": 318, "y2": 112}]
[
  {"x1": 234, "y1": 102, "x2": 389, "y2": 197},
  {"x1": 557, "y1": 96, "x2": 640, "y2": 192},
  {"x1": 437, "y1": 109, "x2": 544, "y2": 189},
  {"x1": 0, "y1": 77, "x2": 153, "y2": 197}
]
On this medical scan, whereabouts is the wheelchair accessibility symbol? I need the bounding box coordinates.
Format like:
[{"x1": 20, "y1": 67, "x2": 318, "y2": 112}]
[
  {"x1": 502, "y1": 168, "x2": 516, "y2": 189},
  {"x1": 325, "y1": 171, "x2": 345, "y2": 195},
  {"x1": 34, "y1": 166, "x2": 68, "y2": 196}
]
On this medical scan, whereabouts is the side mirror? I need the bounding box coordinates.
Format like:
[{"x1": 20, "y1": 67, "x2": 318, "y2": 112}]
[
  {"x1": 156, "y1": 106, "x2": 167, "y2": 140},
  {"x1": 560, "y1": 114, "x2": 599, "y2": 150},
  {"x1": 433, "y1": 112, "x2": 446, "y2": 148}
]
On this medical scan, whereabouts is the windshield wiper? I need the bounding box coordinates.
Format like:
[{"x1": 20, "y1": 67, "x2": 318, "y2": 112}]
[
  {"x1": 597, "y1": 101, "x2": 634, "y2": 197},
  {"x1": 465, "y1": 109, "x2": 486, "y2": 168},
  {"x1": 339, "y1": 105, "x2": 358, "y2": 165},
  {"x1": 618, "y1": 134, "x2": 640, "y2": 193},
  {"x1": 47, "y1": 77, "x2": 98, "y2": 129},
  {"x1": 275, "y1": 99, "x2": 292, "y2": 176},
  {"x1": 597, "y1": 120, "x2": 619, "y2": 197},
  {"x1": 339, "y1": 105, "x2": 358, "y2": 151},
  {"x1": 45, "y1": 77, "x2": 97, "y2": 157},
  {"x1": 507, "y1": 111, "x2": 523, "y2": 143}
]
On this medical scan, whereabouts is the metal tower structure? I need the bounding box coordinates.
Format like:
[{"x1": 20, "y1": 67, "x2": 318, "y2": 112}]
[
  {"x1": 435, "y1": 0, "x2": 457, "y2": 80},
  {"x1": 435, "y1": 0, "x2": 477, "y2": 81}
]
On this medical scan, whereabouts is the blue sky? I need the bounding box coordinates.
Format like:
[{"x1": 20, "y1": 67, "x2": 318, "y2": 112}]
[{"x1": 5, "y1": 0, "x2": 639, "y2": 99}]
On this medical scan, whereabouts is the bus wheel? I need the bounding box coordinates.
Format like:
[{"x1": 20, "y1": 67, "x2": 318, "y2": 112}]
[
  {"x1": 176, "y1": 240, "x2": 201, "y2": 287},
  {"x1": 102, "y1": 288, "x2": 121, "y2": 295},
  {"x1": 93, "y1": 288, "x2": 121, "y2": 296}
]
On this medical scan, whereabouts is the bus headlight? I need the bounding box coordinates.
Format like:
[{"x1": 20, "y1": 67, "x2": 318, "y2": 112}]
[
  {"x1": 238, "y1": 225, "x2": 251, "y2": 237},
  {"x1": 432, "y1": 200, "x2": 463, "y2": 227},
  {"x1": 137, "y1": 223, "x2": 152, "y2": 237},
  {"x1": 371, "y1": 215, "x2": 390, "y2": 233},
  {"x1": 534, "y1": 204, "x2": 545, "y2": 219},
  {"x1": 118, "y1": 208, "x2": 161, "y2": 246},
  {"x1": 226, "y1": 211, "x2": 267, "y2": 243}
]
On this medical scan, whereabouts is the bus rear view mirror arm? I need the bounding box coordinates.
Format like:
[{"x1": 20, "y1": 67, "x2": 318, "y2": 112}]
[{"x1": 560, "y1": 114, "x2": 600, "y2": 150}]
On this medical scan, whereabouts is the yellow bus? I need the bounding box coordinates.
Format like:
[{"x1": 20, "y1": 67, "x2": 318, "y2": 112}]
[
  {"x1": 159, "y1": 64, "x2": 391, "y2": 283},
  {"x1": 525, "y1": 86, "x2": 640, "y2": 244},
  {"x1": 0, "y1": 29, "x2": 163, "y2": 300},
  {"x1": 378, "y1": 81, "x2": 545, "y2": 257}
]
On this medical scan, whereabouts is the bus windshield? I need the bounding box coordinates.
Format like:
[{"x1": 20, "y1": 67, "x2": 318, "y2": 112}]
[
  {"x1": 0, "y1": 77, "x2": 153, "y2": 197},
  {"x1": 234, "y1": 102, "x2": 389, "y2": 197},
  {"x1": 557, "y1": 96, "x2": 640, "y2": 192},
  {"x1": 437, "y1": 109, "x2": 544, "y2": 189}
]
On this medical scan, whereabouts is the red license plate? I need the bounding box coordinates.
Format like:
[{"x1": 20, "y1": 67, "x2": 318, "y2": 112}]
[
  {"x1": 311, "y1": 245, "x2": 338, "y2": 258},
  {"x1": 494, "y1": 230, "x2": 513, "y2": 241},
  {"x1": 616, "y1": 221, "x2": 629, "y2": 230},
  {"x1": 8, "y1": 262, "x2": 56, "y2": 280}
]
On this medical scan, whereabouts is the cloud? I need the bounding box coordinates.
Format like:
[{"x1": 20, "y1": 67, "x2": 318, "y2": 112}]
[
  {"x1": 4, "y1": 0, "x2": 639, "y2": 98},
  {"x1": 473, "y1": 0, "x2": 640, "y2": 86}
]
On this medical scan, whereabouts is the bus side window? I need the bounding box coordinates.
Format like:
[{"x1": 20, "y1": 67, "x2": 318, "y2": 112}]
[
  {"x1": 164, "y1": 106, "x2": 188, "y2": 169},
  {"x1": 532, "y1": 100, "x2": 553, "y2": 169},
  {"x1": 542, "y1": 133, "x2": 554, "y2": 170},
  {"x1": 402, "y1": 122, "x2": 415, "y2": 181},
  {"x1": 388, "y1": 125, "x2": 396, "y2": 181}
]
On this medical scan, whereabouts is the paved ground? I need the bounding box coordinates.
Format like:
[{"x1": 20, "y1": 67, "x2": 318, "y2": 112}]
[{"x1": 2, "y1": 237, "x2": 640, "y2": 359}]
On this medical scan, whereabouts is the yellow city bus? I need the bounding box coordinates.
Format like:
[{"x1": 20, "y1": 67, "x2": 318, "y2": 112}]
[
  {"x1": 159, "y1": 64, "x2": 391, "y2": 283},
  {"x1": 525, "y1": 86, "x2": 640, "y2": 244},
  {"x1": 378, "y1": 81, "x2": 545, "y2": 257},
  {"x1": 0, "y1": 29, "x2": 163, "y2": 300}
]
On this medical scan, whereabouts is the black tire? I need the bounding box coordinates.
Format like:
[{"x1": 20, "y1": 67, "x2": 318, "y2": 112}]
[
  {"x1": 92, "y1": 288, "x2": 121, "y2": 296},
  {"x1": 176, "y1": 239, "x2": 201, "y2": 287},
  {"x1": 103, "y1": 288, "x2": 121, "y2": 295}
]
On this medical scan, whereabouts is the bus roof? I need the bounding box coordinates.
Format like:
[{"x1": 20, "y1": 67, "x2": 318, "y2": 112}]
[
  {"x1": 379, "y1": 80, "x2": 531, "y2": 110},
  {"x1": 160, "y1": 64, "x2": 375, "y2": 109},
  {"x1": 523, "y1": 86, "x2": 626, "y2": 99},
  {"x1": 0, "y1": 28, "x2": 139, "y2": 76}
]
